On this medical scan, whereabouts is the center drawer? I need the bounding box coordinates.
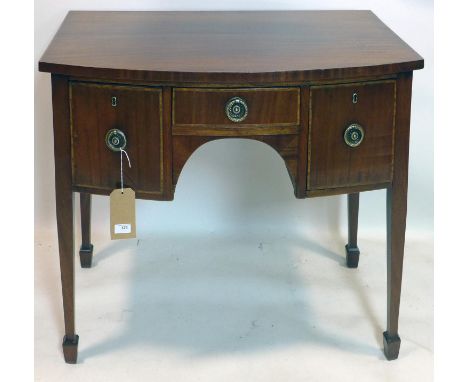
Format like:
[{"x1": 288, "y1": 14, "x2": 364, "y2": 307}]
[{"x1": 172, "y1": 87, "x2": 300, "y2": 135}]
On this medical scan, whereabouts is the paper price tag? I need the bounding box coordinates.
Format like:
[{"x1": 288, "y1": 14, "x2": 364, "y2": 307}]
[
  {"x1": 114, "y1": 224, "x2": 132, "y2": 234},
  {"x1": 110, "y1": 188, "x2": 136, "y2": 240}
]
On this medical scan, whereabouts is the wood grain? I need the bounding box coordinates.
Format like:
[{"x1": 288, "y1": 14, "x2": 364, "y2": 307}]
[
  {"x1": 172, "y1": 135, "x2": 299, "y2": 192},
  {"x1": 51, "y1": 74, "x2": 78, "y2": 363},
  {"x1": 162, "y1": 86, "x2": 174, "y2": 200},
  {"x1": 70, "y1": 82, "x2": 164, "y2": 195},
  {"x1": 384, "y1": 72, "x2": 413, "y2": 360},
  {"x1": 295, "y1": 86, "x2": 310, "y2": 198},
  {"x1": 172, "y1": 87, "x2": 300, "y2": 128},
  {"x1": 305, "y1": 182, "x2": 389, "y2": 197},
  {"x1": 39, "y1": 11, "x2": 423, "y2": 83},
  {"x1": 308, "y1": 80, "x2": 396, "y2": 190},
  {"x1": 40, "y1": 11, "x2": 424, "y2": 363}
]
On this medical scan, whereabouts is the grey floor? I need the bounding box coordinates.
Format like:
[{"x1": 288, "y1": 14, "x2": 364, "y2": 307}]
[{"x1": 35, "y1": 231, "x2": 433, "y2": 382}]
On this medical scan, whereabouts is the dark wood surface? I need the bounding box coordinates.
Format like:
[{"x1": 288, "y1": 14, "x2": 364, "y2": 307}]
[
  {"x1": 39, "y1": 11, "x2": 423, "y2": 83},
  {"x1": 172, "y1": 134, "x2": 299, "y2": 192},
  {"x1": 39, "y1": 10, "x2": 424, "y2": 362},
  {"x1": 51, "y1": 74, "x2": 78, "y2": 363},
  {"x1": 79, "y1": 193, "x2": 93, "y2": 268},
  {"x1": 308, "y1": 80, "x2": 396, "y2": 190},
  {"x1": 162, "y1": 86, "x2": 174, "y2": 200},
  {"x1": 70, "y1": 82, "x2": 164, "y2": 196},
  {"x1": 295, "y1": 86, "x2": 310, "y2": 198},
  {"x1": 384, "y1": 72, "x2": 413, "y2": 360},
  {"x1": 173, "y1": 87, "x2": 300, "y2": 129},
  {"x1": 346, "y1": 193, "x2": 360, "y2": 268}
]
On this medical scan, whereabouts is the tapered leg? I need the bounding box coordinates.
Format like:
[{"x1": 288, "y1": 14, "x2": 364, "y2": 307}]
[
  {"x1": 57, "y1": 190, "x2": 78, "y2": 363},
  {"x1": 52, "y1": 74, "x2": 78, "y2": 363},
  {"x1": 79, "y1": 193, "x2": 93, "y2": 268},
  {"x1": 383, "y1": 185, "x2": 407, "y2": 360},
  {"x1": 345, "y1": 193, "x2": 360, "y2": 268},
  {"x1": 383, "y1": 72, "x2": 413, "y2": 361}
]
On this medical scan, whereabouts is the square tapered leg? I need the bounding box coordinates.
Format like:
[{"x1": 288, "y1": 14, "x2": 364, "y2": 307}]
[
  {"x1": 79, "y1": 193, "x2": 93, "y2": 268},
  {"x1": 383, "y1": 331, "x2": 401, "y2": 360},
  {"x1": 62, "y1": 335, "x2": 79, "y2": 364},
  {"x1": 346, "y1": 193, "x2": 360, "y2": 268},
  {"x1": 79, "y1": 244, "x2": 93, "y2": 268},
  {"x1": 345, "y1": 244, "x2": 360, "y2": 268}
]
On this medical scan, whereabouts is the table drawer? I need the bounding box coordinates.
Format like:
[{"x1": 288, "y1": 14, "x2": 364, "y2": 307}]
[
  {"x1": 70, "y1": 82, "x2": 164, "y2": 195},
  {"x1": 307, "y1": 80, "x2": 396, "y2": 190},
  {"x1": 172, "y1": 87, "x2": 300, "y2": 134}
]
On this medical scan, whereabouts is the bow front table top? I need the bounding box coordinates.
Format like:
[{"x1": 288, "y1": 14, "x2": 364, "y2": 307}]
[{"x1": 39, "y1": 10, "x2": 424, "y2": 363}]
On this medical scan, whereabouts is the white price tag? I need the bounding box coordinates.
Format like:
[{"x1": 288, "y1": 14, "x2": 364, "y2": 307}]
[{"x1": 114, "y1": 224, "x2": 132, "y2": 234}]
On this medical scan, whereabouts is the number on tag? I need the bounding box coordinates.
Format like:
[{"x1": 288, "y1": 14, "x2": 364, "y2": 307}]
[{"x1": 114, "y1": 224, "x2": 132, "y2": 234}]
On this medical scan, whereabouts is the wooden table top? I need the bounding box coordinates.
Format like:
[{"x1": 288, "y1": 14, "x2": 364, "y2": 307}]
[{"x1": 39, "y1": 11, "x2": 424, "y2": 83}]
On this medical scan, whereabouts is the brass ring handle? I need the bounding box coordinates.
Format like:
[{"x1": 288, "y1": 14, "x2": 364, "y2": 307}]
[
  {"x1": 225, "y1": 97, "x2": 248, "y2": 122},
  {"x1": 344, "y1": 123, "x2": 365, "y2": 147},
  {"x1": 105, "y1": 129, "x2": 127, "y2": 152}
]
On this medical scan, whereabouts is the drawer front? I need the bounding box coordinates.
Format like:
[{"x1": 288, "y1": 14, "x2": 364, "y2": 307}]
[
  {"x1": 307, "y1": 80, "x2": 396, "y2": 190},
  {"x1": 71, "y1": 82, "x2": 164, "y2": 194},
  {"x1": 172, "y1": 88, "x2": 300, "y2": 131}
]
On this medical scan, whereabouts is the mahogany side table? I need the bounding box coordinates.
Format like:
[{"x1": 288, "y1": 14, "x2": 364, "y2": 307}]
[{"x1": 38, "y1": 10, "x2": 424, "y2": 363}]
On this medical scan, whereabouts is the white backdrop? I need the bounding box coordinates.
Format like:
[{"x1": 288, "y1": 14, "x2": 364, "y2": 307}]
[{"x1": 34, "y1": 0, "x2": 433, "y2": 238}]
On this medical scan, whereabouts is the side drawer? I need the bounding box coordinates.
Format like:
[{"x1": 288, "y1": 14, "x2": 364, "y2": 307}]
[
  {"x1": 70, "y1": 82, "x2": 164, "y2": 195},
  {"x1": 172, "y1": 87, "x2": 300, "y2": 135},
  {"x1": 307, "y1": 80, "x2": 396, "y2": 190}
]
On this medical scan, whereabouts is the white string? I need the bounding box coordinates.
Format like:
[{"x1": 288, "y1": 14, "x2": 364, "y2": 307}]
[{"x1": 120, "y1": 148, "x2": 131, "y2": 194}]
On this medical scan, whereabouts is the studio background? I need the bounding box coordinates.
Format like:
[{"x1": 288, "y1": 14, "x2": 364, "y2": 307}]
[
  {"x1": 35, "y1": 1, "x2": 433, "y2": 381},
  {"x1": 35, "y1": 0, "x2": 433, "y2": 239}
]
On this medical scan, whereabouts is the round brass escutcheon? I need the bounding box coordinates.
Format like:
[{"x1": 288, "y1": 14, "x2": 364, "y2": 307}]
[
  {"x1": 344, "y1": 123, "x2": 365, "y2": 148},
  {"x1": 225, "y1": 97, "x2": 248, "y2": 122},
  {"x1": 105, "y1": 129, "x2": 127, "y2": 152}
]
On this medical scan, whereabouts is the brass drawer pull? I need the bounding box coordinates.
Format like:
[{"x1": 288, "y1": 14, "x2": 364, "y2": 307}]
[
  {"x1": 225, "y1": 96, "x2": 248, "y2": 122},
  {"x1": 344, "y1": 123, "x2": 364, "y2": 147},
  {"x1": 105, "y1": 129, "x2": 127, "y2": 152}
]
